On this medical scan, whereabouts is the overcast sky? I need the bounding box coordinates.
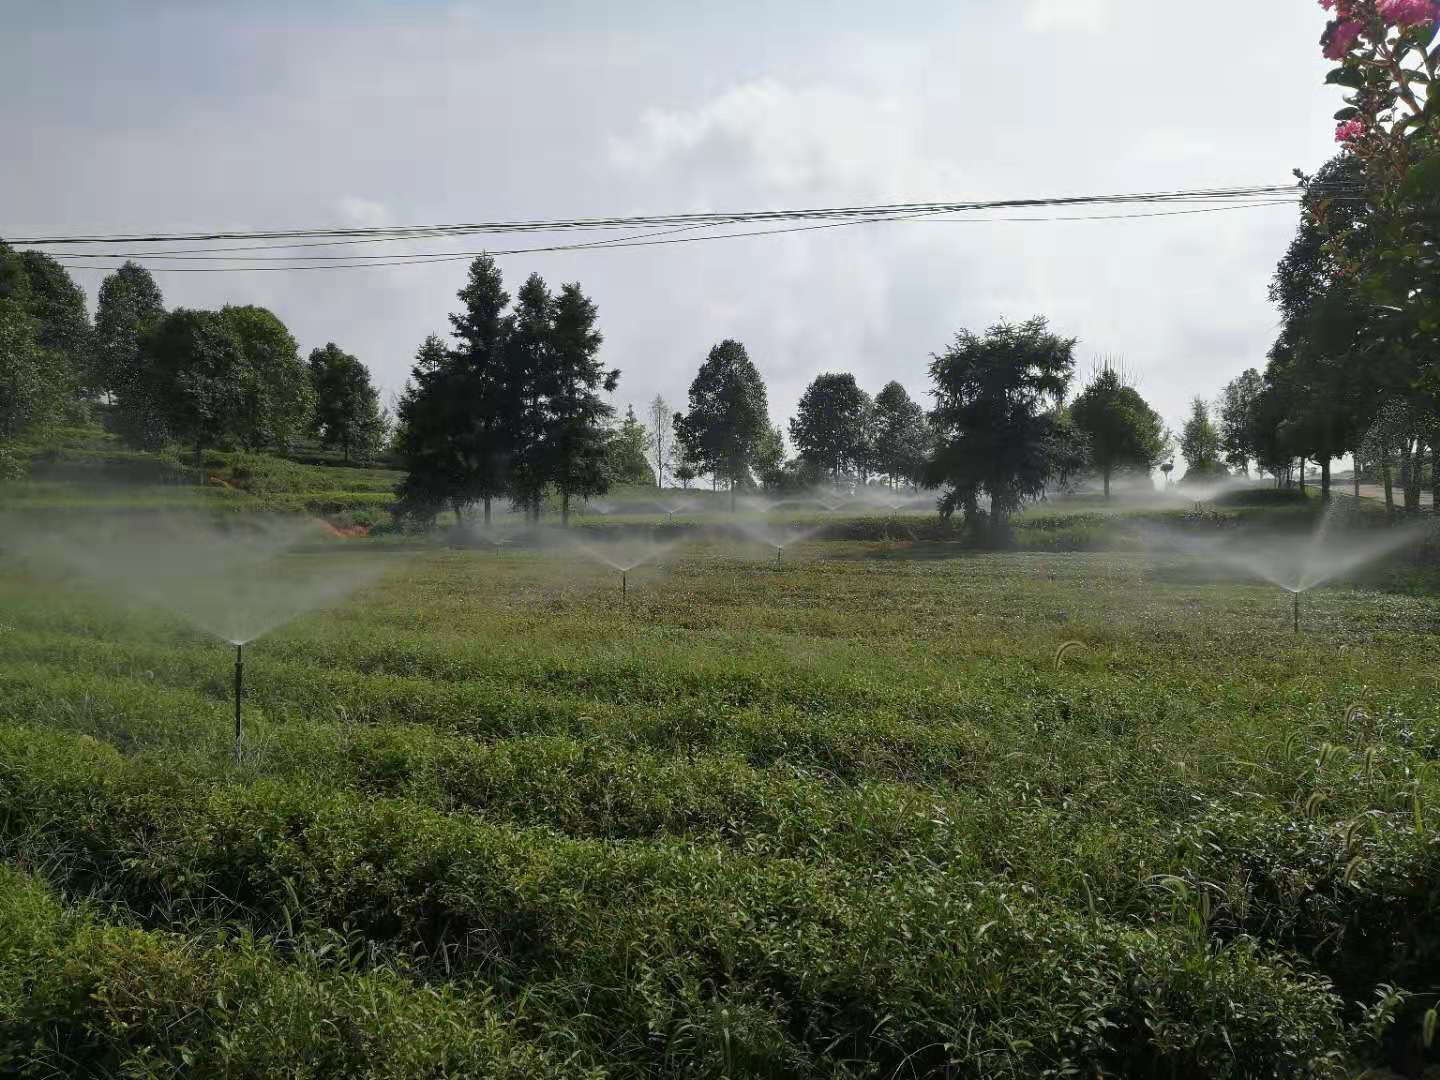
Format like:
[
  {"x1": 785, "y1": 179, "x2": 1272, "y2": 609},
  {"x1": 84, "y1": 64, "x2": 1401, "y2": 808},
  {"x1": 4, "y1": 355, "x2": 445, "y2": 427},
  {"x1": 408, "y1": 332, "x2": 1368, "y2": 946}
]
[{"x1": 3, "y1": 0, "x2": 1341, "y2": 440}]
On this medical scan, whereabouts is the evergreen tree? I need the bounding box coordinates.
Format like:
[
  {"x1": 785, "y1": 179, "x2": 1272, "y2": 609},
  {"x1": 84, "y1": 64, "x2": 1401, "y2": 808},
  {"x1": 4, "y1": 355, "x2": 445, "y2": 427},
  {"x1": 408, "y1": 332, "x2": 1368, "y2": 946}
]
[
  {"x1": 308, "y1": 343, "x2": 386, "y2": 462},
  {"x1": 504, "y1": 273, "x2": 553, "y2": 518},
  {"x1": 394, "y1": 335, "x2": 461, "y2": 525},
  {"x1": 673, "y1": 340, "x2": 770, "y2": 511},
  {"x1": 605, "y1": 405, "x2": 655, "y2": 486},
  {"x1": 401, "y1": 256, "x2": 515, "y2": 524},
  {"x1": 1178, "y1": 398, "x2": 1223, "y2": 478},
  {"x1": 538, "y1": 282, "x2": 616, "y2": 524}
]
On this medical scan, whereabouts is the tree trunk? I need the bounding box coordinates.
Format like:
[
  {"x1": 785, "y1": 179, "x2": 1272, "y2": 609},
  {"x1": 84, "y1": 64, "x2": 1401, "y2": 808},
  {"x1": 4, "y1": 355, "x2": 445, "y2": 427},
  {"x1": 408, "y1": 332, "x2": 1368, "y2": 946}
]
[
  {"x1": 730, "y1": 477, "x2": 737, "y2": 513},
  {"x1": 483, "y1": 497, "x2": 492, "y2": 526},
  {"x1": 562, "y1": 491, "x2": 570, "y2": 526},
  {"x1": 1382, "y1": 461, "x2": 1395, "y2": 517},
  {"x1": 1433, "y1": 442, "x2": 1439, "y2": 511},
  {"x1": 1102, "y1": 466, "x2": 1111, "y2": 501},
  {"x1": 1353, "y1": 460, "x2": 1360, "y2": 498},
  {"x1": 1298, "y1": 460, "x2": 1306, "y2": 495},
  {"x1": 1400, "y1": 444, "x2": 1419, "y2": 512},
  {"x1": 1320, "y1": 458, "x2": 1331, "y2": 502}
]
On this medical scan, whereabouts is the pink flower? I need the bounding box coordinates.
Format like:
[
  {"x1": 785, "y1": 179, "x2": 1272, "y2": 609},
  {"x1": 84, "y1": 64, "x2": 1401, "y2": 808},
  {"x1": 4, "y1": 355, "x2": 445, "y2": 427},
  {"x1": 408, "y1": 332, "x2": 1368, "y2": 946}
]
[
  {"x1": 1377, "y1": 0, "x2": 1439, "y2": 25},
  {"x1": 1323, "y1": 17, "x2": 1365, "y2": 58},
  {"x1": 1336, "y1": 118, "x2": 1369, "y2": 142}
]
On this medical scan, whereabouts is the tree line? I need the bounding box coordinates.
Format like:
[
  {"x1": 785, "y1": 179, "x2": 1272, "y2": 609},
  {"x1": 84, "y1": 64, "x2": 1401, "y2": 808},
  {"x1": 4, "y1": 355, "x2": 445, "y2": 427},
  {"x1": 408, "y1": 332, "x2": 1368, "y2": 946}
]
[
  {"x1": 1199, "y1": 7, "x2": 1440, "y2": 512},
  {"x1": 4, "y1": 238, "x2": 1182, "y2": 544},
  {"x1": 0, "y1": 242, "x2": 388, "y2": 477}
]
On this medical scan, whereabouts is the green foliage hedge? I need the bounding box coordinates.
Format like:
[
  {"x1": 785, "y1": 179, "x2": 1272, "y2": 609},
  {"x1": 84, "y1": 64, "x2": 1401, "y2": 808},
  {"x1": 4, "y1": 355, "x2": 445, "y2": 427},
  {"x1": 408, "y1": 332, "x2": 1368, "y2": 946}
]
[
  {"x1": 0, "y1": 726, "x2": 1354, "y2": 1076},
  {"x1": 0, "y1": 865, "x2": 591, "y2": 1078}
]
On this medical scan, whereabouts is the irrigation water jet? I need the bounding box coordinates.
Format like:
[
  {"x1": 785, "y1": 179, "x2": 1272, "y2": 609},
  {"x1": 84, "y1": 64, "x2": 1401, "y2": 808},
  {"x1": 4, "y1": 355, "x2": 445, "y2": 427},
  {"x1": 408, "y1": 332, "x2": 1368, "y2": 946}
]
[
  {"x1": 1145, "y1": 505, "x2": 1431, "y2": 633},
  {"x1": 732, "y1": 520, "x2": 828, "y2": 566},
  {"x1": 1, "y1": 512, "x2": 396, "y2": 757},
  {"x1": 563, "y1": 532, "x2": 681, "y2": 602}
]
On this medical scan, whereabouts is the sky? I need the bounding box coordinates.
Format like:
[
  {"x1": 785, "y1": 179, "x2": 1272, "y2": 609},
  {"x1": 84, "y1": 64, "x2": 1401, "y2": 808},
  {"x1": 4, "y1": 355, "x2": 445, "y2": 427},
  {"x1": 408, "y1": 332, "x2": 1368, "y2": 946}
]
[{"x1": 2, "y1": 0, "x2": 1343, "y2": 444}]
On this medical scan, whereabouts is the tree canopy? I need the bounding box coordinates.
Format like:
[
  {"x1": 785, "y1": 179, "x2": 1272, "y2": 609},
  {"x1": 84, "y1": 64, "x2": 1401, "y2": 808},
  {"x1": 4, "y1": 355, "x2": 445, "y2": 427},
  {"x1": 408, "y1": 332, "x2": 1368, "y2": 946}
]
[
  {"x1": 673, "y1": 340, "x2": 771, "y2": 510},
  {"x1": 308, "y1": 343, "x2": 386, "y2": 462},
  {"x1": 1069, "y1": 367, "x2": 1165, "y2": 498},
  {"x1": 924, "y1": 317, "x2": 1076, "y2": 541},
  {"x1": 1178, "y1": 398, "x2": 1223, "y2": 479},
  {"x1": 789, "y1": 372, "x2": 872, "y2": 487}
]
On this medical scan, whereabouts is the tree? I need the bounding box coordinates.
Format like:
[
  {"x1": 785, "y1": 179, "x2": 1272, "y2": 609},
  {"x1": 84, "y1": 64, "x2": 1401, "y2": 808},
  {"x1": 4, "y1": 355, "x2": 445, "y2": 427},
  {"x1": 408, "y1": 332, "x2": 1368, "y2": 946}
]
[
  {"x1": 94, "y1": 261, "x2": 166, "y2": 447},
  {"x1": 1218, "y1": 369, "x2": 1265, "y2": 476},
  {"x1": 1069, "y1": 366, "x2": 1165, "y2": 499},
  {"x1": 394, "y1": 335, "x2": 460, "y2": 525},
  {"x1": 924, "y1": 317, "x2": 1077, "y2": 543},
  {"x1": 647, "y1": 395, "x2": 673, "y2": 488},
  {"x1": 19, "y1": 252, "x2": 92, "y2": 398},
  {"x1": 538, "y1": 282, "x2": 616, "y2": 524},
  {"x1": 504, "y1": 273, "x2": 553, "y2": 517},
  {"x1": 220, "y1": 305, "x2": 313, "y2": 452},
  {"x1": 753, "y1": 424, "x2": 788, "y2": 491},
  {"x1": 144, "y1": 309, "x2": 250, "y2": 457},
  {"x1": 605, "y1": 404, "x2": 655, "y2": 486},
  {"x1": 407, "y1": 256, "x2": 516, "y2": 524},
  {"x1": 674, "y1": 340, "x2": 771, "y2": 511},
  {"x1": 0, "y1": 299, "x2": 67, "y2": 463},
  {"x1": 0, "y1": 244, "x2": 70, "y2": 474},
  {"x1": 789, "y1": 372, "x2": 872, "y2": 488},
  {"x1": 871, "y1": 381, "x2": 929, "y2": 489},
  {"x1": 308, "y1": 343, "x2": 386, "y2": 462},
  {"x1": 1178, "y1": 398, "x2": 1223, "y2": 479},
  {"x1": 1263, "y1": 156, "x2": 1378, "y2": 500}
]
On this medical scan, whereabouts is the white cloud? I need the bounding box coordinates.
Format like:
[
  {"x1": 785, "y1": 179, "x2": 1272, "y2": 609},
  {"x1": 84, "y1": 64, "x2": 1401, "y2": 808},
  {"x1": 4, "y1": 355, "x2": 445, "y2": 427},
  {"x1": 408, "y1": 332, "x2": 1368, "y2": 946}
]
[{"x1": 1024, "y1": 0, "x2": 1112, "y2": 32}]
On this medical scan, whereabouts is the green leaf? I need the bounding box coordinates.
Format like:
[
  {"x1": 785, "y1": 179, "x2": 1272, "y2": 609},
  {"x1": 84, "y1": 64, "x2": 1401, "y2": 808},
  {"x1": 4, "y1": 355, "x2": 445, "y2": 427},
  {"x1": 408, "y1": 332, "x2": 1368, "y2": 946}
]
[
  {"x1": 1325, "y1": 66, "x2": 1366, "y2": 90},
  {"x1": 1399, "y1": 154, "x2": 1440, "y2": 201},
  {"x1": 1334, "y1": 107, "x2": 1359, "y2": 122}
]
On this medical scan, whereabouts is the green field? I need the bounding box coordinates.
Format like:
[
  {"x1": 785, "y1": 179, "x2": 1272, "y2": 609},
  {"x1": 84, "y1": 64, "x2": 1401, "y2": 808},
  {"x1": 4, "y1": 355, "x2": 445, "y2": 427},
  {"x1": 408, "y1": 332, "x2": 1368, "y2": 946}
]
[{"x1": 1, "y1": 507, "x2": 1438, "y2": 1077}]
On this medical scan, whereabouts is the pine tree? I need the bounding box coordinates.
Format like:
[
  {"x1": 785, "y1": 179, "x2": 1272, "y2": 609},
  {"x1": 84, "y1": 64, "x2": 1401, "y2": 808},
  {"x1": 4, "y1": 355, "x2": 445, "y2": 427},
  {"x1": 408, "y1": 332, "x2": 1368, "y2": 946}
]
[
  {"x1": 504, "y1": 273, "x2": 553, "y2": 519},
  {"x1": 538, "y1": 282, "x2": 616, "y2": 524}
]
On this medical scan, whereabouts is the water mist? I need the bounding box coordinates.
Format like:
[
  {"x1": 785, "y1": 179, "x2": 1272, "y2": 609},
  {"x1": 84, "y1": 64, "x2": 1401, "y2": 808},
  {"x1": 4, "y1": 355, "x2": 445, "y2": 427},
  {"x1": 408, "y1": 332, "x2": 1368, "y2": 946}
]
[{"x1": 1, "y1": 512, "x2": 396, "y2": 756}]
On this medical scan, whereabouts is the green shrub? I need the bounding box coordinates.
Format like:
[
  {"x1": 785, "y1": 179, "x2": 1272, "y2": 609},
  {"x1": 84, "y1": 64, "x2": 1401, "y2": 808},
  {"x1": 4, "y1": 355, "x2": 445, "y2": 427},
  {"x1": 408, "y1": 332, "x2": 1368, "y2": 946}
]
[
  {"x1": 0, "y1": 727, "x2": 1351, "y2": 1077},
  {"x1": 0, "y1": 865, "x2": 593, "y2": 1078}
]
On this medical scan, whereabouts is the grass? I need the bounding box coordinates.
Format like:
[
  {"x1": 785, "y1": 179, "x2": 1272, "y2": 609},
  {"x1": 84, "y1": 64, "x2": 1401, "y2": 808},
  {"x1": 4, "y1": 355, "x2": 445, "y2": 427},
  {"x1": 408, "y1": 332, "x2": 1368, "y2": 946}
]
[{"x1": 0, "y1": 501, "x2": 1438, "y2": 1075}]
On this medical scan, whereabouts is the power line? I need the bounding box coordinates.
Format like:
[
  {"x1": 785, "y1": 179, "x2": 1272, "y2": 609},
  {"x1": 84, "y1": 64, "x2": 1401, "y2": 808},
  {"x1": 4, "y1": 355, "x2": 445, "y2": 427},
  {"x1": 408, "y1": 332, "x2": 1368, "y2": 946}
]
[
  {"x1": 12, "y1": 184, "x2": 1322, "y2": 248},
  {"x1": 41, "y1": 201, "x2": 1305, "y2": 272},
  {"x1": 11, "y1": 183, "x2": 1347, "y2": 274}
]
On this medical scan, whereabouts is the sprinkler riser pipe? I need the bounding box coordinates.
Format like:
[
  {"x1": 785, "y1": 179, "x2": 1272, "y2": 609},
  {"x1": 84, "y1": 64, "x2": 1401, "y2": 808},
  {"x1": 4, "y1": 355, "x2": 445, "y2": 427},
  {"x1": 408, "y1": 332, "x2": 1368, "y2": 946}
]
[
  {"x1": 1294, "y1": 590, "x2": 1300, "y2": 635},
  {"x1": 233, "y1": 643, "x2": 244, "y2": 760}
]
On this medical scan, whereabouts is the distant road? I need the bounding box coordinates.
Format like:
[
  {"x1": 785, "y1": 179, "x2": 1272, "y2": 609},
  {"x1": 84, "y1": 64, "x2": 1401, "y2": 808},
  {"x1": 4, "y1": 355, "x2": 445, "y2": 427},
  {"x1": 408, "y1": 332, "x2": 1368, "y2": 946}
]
[{"x1": 1346, "y1": 483, "x2": 1433, "y2": 507}]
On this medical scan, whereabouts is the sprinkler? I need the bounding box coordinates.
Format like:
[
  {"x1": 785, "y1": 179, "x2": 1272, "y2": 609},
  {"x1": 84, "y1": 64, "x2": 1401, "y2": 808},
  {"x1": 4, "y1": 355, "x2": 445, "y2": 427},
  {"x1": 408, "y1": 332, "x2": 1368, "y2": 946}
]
[
  {"x1": 1293, "y1": 590, "x2": 1301, "y2": 635},
  {"x1": 776, "y1": 545, "x2": 783, "y2": 570},
  {"x1": 622, "y1": 570, "x2": 628, "y2": 603},
  {"x1": 233, "y1": 643, "x2": 244, "y2": 761}
]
